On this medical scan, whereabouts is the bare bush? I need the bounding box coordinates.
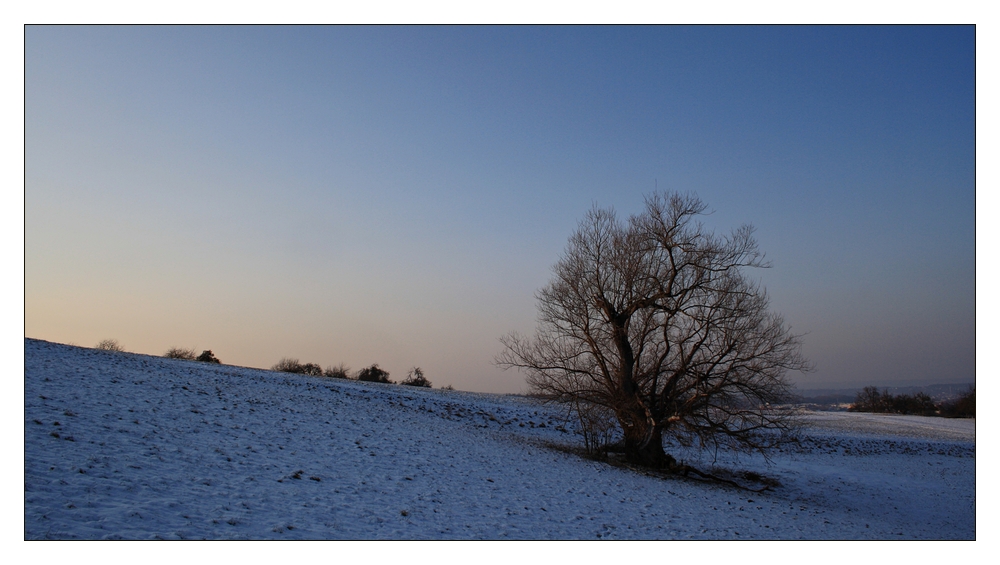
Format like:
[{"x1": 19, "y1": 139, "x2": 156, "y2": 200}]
[
  {"x1": 570, "y1": 399, "x2": 619, "y2": 459},
  {"x1": 272, "y1": 357, "x2": 304, "y2": 373},
  {"x1": 272, "y1": 357, "x2": 321, "y2": 375},
  {"x1": 164, "y1": 347, "x2": 197, "y2": 360},
  {"x1": 324, "y1": 363, "x2": 351, "y2": 379},
  {"x1": 299, "y1": 362, "x2": 322, "y2": 376},
  {"x1": 95, "y1": 339, "x2": 125, "y2": 352}
]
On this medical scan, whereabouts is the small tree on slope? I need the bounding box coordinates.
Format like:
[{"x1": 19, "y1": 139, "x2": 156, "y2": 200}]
[
  {"x1": 401, "y1": 367, "x2": 432, "y2": 387},
  {"x1": 357, "y1": 364, "x2": 392, "y2": 384}
]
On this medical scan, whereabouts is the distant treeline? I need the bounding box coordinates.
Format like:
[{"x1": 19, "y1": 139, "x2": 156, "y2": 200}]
[
  {"x1": 164, "y1": 347, "x2": 220, "y2": 363},
  {"x1": 95, "y1": 338, "x2": 448, "y2": 390},
  {"x1": 96, "y1": 340, "x2": 221, "y2": 364},
  {"x1": 269, "y1": 358, "x2": 436, "y2": 388},
  {"x1": 849, "y1": 386, "x2": 975, "y2": 418}
]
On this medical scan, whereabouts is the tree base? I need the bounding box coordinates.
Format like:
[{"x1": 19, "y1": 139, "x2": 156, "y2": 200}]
[{"x1": 616, "y1": 450, "x2": 777, "y2": 492}]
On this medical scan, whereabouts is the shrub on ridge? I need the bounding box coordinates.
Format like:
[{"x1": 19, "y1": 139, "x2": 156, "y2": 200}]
[
  {"x1": 95, "y1": 339, "x2": 125, "y2": 352},
  {"x1": 357, "y1": 364, "x2": 392, "y2": 384},
  {"x1": 324, "y1": 363, "x2": 351, "y2": 379},
  {"x1": 272, "y1": 357, "x2": 321, "y2": 375},
  {"x1": 164, "y1": 347, "x2": 197, "y2": 360},
  {"x1": 196, "y1": 350, "x2": 221, "y2": 364},
  {"x1": 401, "y1": 367, "x2": 431, "y2": 388}
]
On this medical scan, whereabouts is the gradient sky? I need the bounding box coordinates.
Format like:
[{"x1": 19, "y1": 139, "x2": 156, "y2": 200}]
[{"x1": 25, "y1": 25, "x2": 975, "y2": 393}]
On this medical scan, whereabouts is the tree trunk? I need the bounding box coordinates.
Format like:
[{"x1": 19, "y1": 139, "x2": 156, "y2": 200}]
[{"x1": 619, "y1": 410, "x2": 671, "y2": 468}]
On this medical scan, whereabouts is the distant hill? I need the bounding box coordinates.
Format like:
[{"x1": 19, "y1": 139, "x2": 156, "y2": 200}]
[
  {"x1": 791, "y1": 383, "x2": 975, "y2": 410},
  {"x1": 24, "y1": 338, "x2": 975, "y2": 539}
]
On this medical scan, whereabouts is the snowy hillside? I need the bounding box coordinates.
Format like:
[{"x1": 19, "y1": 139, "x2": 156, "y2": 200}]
[{"x1": 24, "y1": 338, "x2": 975, "y2": 540}]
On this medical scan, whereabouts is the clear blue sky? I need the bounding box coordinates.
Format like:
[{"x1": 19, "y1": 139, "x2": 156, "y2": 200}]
[{"x1": 25, "y1": 25, "x2": 975, "y2": 393}]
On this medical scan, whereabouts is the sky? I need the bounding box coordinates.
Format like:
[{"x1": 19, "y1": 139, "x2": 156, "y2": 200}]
[{"x1": 24, "y1": 25, "x2": 976, "y2": 393}]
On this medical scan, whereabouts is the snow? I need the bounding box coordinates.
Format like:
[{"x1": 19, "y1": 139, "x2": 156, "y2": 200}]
[{"x1": 24, "y1": 338, "x2": 974, "y2": 540}]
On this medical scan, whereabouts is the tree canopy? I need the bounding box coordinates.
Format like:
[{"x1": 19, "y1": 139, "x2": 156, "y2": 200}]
[{"x1": 497, "y1": 192, "x2": 809, "y2": 467}]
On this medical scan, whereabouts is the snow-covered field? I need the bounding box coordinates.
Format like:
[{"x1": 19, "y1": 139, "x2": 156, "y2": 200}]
[{"x1": 24, "y1": 338, "x2": 975, "y2": 540}]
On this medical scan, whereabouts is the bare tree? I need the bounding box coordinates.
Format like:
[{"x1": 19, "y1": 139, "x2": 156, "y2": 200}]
[
  {"x1": 497, "y1": 192, "x2": 810, "y2": 468},
  {"x1": 849, "y1": 386, "x2": 888, "y2": 413},
  {"x1": 401, "y1": 367, "x2": 432, "y2": 388}
]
